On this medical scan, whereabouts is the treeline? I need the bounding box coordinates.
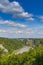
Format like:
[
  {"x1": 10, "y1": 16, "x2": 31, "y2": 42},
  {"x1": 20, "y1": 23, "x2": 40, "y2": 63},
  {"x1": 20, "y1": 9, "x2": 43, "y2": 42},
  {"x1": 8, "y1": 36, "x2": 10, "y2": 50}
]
[{"x1": 0, "y1": 46, "x2": 43, "y2": 65}]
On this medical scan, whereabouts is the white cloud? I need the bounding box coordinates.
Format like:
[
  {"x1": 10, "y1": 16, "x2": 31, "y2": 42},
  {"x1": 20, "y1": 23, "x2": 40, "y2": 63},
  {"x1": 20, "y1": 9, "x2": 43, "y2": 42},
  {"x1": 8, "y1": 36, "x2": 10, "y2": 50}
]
[
  {"x1": 38, "y1": 16, "x2": 43, "y2": 21},
  {"x1": 38, "y1": 32, "x2": 43, "y2": 35},
  {"x1": 0, "y1": 29, "x2": 34, "y2": 35},
  {"x1": 0, "y1": 26, "x2": 43, "y2": 38},
  {"x1": 0, "y1": 0, "x2": 34, "y2": 21},
  {"x1": 0, "y1": 19, "x2": 43, "y2": 38},
  {"x1": 0, "y1": 19, "x2": 35, "y2": 35},
  {"x1": 0, "y1": 19, "x2": 34, "y2": 35},
  {"x1": 37, "y1": 27, "x2": 43, "y2": 35},
  {"x1": 0, "y1": 29, "x2": 6, "y2": 33},
  {"x1": 0, "y1": 20, "x2": 26, "y2": 28}
]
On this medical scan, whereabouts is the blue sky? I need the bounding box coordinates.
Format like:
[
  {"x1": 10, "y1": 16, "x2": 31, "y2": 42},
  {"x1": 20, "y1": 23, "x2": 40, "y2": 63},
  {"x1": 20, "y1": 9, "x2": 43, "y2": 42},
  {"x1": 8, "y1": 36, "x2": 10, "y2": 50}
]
[{"x1": 0, "y1": 0, "x2": 43, "y2": 38}]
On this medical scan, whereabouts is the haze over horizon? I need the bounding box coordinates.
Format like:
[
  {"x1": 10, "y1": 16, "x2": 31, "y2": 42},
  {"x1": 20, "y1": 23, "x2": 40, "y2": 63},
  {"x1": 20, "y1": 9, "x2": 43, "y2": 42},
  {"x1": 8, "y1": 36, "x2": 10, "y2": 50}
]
[{"x1": 0, "y1": 0, "x2": 43, "y2": 38}]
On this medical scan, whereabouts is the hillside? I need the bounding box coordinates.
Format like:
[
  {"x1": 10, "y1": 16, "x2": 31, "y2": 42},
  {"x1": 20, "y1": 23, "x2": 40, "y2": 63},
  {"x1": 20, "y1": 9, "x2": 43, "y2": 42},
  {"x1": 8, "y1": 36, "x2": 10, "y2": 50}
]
[
  {"x1": 0, "y1": 38, "x2": 43, "y2": 65},
  {"x1": 0, "y1": 38, "x2": 26, "y2": 53},
  {"x1": 0, "y1": 45, "x2": 43, "y2": 65},
  {"x1": 0, "y1": 38, "x2": 43, "y2": 53}
]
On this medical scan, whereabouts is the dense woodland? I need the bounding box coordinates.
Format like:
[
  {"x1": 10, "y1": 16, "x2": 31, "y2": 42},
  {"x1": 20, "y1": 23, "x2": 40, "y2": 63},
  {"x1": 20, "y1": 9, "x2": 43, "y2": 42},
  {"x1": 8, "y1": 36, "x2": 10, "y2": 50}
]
[
  {"x1": 0, "y1": 38, "x2": 43, "y2": 65},
  {"x1": 0, "y1": 38, "x2": 27, "y2": 53}
]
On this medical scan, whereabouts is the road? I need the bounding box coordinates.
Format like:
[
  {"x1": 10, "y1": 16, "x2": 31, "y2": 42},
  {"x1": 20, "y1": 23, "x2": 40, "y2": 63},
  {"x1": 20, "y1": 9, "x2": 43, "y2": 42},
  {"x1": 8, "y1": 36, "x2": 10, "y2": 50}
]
[{"x1": 15, "y1": 46, "x2": 31, "y2": 55}]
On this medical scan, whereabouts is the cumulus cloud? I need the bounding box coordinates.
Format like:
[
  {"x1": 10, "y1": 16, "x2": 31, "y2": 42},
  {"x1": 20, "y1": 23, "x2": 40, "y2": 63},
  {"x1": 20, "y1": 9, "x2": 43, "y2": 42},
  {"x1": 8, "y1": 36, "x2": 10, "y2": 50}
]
[
  {"x1": 0, "y1": 29, "x2": 34, "y2": 35},
  {"x1": 0, "y1": 19, "x2": 43, "y2": 38},
  {"x1": 0, "y1": 0, "x2": 34, "y2": 21},
  {"x1": 0, "y1": 19, "x2": 34, "y2": 35},
  {"x1": 0, "y1": 20, "x2": 26, "y2": 28},
  {"x1": 0, "y1": 29, "x2": 22, "y2": 34},
  {"x1": 0, "y1": 19, "x2": 35, "y2": 35},
  {"x1": 0, "y1": 27, "x2": 43, "y2": 38}
]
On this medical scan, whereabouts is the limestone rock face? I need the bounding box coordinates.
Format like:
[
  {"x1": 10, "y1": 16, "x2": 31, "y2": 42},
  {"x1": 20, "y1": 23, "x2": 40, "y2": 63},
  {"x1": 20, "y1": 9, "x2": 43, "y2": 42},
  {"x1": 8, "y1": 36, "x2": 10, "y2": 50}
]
[{"x1": 0, "y1": 44, "x2": 8, "y2": 52}]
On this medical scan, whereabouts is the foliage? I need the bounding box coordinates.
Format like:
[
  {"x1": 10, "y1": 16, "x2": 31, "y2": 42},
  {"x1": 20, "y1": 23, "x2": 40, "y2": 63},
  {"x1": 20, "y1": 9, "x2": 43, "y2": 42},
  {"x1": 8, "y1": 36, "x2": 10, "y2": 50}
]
[
  {"x1": 0, "y1": 38, "x2": 26, "y2": 53},
  {"x1": 0, "y1": 38, "x2": 43, "y2": 65},
  {"x1": 0, "y1": 45, "x2": 43, "y2": 65}
]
